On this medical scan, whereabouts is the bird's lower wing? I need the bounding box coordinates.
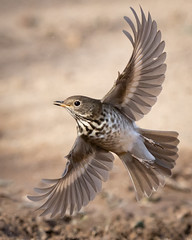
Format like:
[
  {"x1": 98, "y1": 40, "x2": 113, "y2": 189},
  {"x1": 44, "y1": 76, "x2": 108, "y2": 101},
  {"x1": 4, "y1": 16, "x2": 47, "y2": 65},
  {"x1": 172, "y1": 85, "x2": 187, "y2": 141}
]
[{"x1": 27, "y1": 136, "x2": 114, "y2": 218}]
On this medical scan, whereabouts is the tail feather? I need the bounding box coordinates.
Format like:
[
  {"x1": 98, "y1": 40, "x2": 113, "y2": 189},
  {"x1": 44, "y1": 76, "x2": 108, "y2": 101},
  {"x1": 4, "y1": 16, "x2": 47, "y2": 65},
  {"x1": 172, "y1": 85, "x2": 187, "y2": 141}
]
[
  {"x1": 121, "y1": 129, "x2": 179, "y2": 201},
  {"x1": 122, "y1": 154, "x2": 165, "y2": 200},
  {"x1": 141, "y1": 129, "x2": 179, "y2": 173},
  {"x1": 139, "y1": 129, "x2": 179, "y2": 142}
]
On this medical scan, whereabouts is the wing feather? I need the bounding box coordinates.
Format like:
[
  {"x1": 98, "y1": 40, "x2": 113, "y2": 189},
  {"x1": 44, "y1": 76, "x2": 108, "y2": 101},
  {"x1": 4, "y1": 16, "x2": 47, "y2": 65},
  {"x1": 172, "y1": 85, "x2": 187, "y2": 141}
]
[
  {"x1": 103, "y1": 7, "x2": 166, "y2": 121},
  {"x1": 27, "y1": 136, "x2": 114, "y2": 217}
]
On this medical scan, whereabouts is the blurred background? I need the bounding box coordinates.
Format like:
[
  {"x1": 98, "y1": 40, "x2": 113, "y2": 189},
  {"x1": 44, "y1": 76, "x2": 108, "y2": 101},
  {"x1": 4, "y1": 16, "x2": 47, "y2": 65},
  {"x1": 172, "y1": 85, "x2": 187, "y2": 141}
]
[{"x1": 0, "y1": 0, "x2": 192, "y2": 239}]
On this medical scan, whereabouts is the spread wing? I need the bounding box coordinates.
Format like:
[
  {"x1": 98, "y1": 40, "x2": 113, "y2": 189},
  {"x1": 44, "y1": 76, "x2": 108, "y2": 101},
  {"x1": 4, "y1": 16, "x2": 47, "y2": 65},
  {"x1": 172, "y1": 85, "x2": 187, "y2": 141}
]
[
  {"x1": 102, "y1": 7, "x2": 166, "y2": 121},
  {"x1": 28, "y1": 136, "x2": 114, "y2": 218}
]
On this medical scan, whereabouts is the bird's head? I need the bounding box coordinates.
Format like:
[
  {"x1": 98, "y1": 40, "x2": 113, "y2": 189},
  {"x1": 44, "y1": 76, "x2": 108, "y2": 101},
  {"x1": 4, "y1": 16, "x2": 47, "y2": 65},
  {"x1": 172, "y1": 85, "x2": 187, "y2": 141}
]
[{"x1": 54, "y1": 96, "x2": 102, "y2": 120}]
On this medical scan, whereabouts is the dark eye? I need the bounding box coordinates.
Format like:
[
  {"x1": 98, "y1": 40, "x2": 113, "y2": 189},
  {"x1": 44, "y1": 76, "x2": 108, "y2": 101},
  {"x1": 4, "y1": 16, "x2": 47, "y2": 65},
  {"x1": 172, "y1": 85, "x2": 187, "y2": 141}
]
[{"x1": 74, "y1": 100, "x2": 81, "y2": 106}]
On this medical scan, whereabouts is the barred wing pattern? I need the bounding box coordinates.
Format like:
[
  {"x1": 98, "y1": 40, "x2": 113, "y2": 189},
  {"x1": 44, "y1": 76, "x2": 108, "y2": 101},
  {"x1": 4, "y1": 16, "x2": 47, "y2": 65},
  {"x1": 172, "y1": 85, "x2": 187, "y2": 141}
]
[
  {"x1": 103, "y1": 7, "x2": 166, "y2": 121},
  {"x1": 28, "y1": 137, "x2": 114, "y2": 217}
]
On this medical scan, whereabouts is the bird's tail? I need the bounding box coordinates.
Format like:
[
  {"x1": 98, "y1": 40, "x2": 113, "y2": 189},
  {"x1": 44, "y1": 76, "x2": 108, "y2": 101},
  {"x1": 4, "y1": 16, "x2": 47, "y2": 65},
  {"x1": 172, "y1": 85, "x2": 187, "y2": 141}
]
[{"x1": 120, "y1": 129, "x2": 179, "y2": 201}]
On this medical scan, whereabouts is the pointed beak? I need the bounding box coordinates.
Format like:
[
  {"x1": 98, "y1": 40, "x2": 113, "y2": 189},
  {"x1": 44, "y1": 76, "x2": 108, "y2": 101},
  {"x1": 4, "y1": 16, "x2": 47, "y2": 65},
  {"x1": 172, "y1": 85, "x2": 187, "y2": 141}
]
[{"x1": 53, "y1": 101, "x2": 67, "y2": 108}]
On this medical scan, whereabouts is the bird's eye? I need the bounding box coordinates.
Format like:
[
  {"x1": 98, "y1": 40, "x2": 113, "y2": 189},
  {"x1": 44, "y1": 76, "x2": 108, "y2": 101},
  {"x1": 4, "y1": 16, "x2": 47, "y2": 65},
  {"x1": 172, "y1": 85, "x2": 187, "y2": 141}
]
[{"x1": 74, "y1": 100, "x2": 81, "y2": 107}]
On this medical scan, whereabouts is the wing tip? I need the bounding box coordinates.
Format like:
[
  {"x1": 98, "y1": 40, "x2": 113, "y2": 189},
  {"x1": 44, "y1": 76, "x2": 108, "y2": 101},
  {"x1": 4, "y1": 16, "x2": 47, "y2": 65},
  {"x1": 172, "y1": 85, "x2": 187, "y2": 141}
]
[{"x1": 27, "y1": 195, "x2": 42, "y2": 202}]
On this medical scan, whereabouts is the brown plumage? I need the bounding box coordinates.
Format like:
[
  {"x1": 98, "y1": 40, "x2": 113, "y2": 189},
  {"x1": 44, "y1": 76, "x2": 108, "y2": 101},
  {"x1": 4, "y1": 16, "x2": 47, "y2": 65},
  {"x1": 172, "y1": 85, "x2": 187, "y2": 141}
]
[{"x1": 28, "y1": 7, "x2": 179, "y2": 217}]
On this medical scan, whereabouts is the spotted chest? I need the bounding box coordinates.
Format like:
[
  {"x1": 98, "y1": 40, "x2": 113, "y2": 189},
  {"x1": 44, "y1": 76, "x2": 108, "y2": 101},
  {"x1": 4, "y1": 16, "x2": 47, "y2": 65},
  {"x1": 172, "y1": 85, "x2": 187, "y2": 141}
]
[
  {"x1": 76, "y1": 106, "x2": 115, "y2": 138},
  {"x1": 76, "y1": 104, "x2": 137, "y2": 153}
]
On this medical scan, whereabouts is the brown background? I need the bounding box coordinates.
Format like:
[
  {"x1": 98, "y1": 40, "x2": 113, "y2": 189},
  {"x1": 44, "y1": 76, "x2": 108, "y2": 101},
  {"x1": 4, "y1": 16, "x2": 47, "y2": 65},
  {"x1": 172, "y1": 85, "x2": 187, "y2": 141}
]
[{"x1": 0, "y1": 0, "x2": 192, "y2": 239}]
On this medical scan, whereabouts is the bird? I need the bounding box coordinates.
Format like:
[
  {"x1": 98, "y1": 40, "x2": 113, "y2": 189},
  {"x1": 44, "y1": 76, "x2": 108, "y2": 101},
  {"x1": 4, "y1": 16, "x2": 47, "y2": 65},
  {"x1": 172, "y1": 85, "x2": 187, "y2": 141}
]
[{"x1": 28, "y1": 6, "x2": 179, "y2": 218}]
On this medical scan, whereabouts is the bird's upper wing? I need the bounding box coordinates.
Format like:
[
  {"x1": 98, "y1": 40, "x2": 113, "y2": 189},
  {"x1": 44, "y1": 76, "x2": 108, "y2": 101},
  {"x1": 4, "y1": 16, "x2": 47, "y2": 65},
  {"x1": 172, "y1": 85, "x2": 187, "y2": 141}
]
[
  {"x1": 102, "y1": 7, "x2": 166, "y2": 121},
  {"x1": 27, "y1": 136, "x2": 114, "y2": 217}
]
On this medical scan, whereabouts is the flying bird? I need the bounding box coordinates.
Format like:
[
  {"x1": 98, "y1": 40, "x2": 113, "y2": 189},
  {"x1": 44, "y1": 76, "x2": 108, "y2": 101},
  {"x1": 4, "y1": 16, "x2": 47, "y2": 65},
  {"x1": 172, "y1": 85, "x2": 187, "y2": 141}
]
[{"x1": 28, "y1": 7, "x2": 179, "y2": 217}]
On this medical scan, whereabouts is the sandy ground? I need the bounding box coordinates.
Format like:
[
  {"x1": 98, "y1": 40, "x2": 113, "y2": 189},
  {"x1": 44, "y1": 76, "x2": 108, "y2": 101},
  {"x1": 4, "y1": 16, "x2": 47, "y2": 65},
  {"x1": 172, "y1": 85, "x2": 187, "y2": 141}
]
[{"x1": 0, "y1": 0, "x2": 192, "y2": 239}]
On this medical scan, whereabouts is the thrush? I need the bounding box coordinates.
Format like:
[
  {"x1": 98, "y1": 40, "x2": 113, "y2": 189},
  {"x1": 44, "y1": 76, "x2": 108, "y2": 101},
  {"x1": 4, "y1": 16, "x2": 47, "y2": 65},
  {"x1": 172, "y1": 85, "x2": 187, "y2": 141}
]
[{"x1": 28, "y1": 7, "x2": 179, "y2": 217}]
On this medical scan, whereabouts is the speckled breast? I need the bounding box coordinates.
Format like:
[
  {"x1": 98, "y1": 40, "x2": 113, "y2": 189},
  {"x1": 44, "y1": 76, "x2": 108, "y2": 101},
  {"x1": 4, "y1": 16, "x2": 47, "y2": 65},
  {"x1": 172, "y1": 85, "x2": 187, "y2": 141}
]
[{"x1": 77, "y1": 104, "x2": 137, "y2": 154}]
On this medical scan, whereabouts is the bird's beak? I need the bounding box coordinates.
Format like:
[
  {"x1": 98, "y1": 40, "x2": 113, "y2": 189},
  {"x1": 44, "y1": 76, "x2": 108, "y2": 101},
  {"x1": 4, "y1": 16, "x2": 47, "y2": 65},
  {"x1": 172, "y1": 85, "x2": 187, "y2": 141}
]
[{"x1": 53, "y1": 101, "x2": 67, "y2": 108}]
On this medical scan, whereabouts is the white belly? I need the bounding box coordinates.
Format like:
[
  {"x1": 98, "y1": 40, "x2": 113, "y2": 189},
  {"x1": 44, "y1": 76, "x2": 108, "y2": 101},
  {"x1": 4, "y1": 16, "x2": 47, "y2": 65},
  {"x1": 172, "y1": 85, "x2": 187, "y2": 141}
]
[{"x1": 117, "y1": 124, "x2": 140, "y2": 153}]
